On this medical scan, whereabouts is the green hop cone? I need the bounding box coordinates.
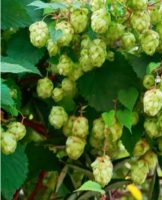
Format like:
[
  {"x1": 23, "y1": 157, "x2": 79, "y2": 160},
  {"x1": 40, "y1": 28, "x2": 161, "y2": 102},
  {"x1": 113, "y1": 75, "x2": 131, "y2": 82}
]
[
  {"x1": 91, "y1": 8, "x2": 111, "y2": 34},
  {"x1": 8, "y1": 122, "x2": 26, "y2": 141},
  {"x1": 106, "y1": 50, "x2": 115, "y2": 62},
  {"x1": 66, "y1": 136, "x2": 86, "y2": 160},
  {"x1": 37, "y1": 77, "x2": 53, "y2": 99},
  {"x1": 130, "y1": 11, "x2": 150, "y2": 33},
  {"x1": 68, "y1": 63, "x2": 83, "y2": 81},
  {"x1": 140, "y1": 30, "x2": 159, "y2": 55},
  {"x1": 52, "y1": 87, "x2": 64, "y2": 102},
  {"x1": 156, "y1": 22, "x2": 162, "y2": 38},
  {"x1": 144, "y1": 117, "x2": 159, "y2": 138},
  {"x1": 47, "y1": 39, "x2": 59, "y2": 57},
  {"x1": 133, "y1": 138, "x2": 150, "y2": 157},
  {"x1": 55, "y1": 21, "x2": 74, "y2": 46},
  {"x1": 108, "y1": 120, "x2": 123, "y2": 142},
  {"x1": 143, "y1": 89, "x2": 162, "y2": 116},
  {"x1": 72, "y1": 116, "x2": 89, "y2": 139},
  {"x1": 127, "y1": 0, "x2": 148, "y2": 10},
  {"x1": 79, "y1": 48, "x2": 94, "y2": 72},
  {"x1": 89, "y1": 39, "x2": 107, "y2": 67},
  {"x1": 105, "y1": 22, "x2": 125, "y2": 47},
  {"x1": 57, "y1": 55, "x2": 74, "y2": 76},
  {"x1": 29, "y1": 21, "x2": 49, "y2": 48},
  {"x1": 91, "y1": 118, "x2": 105, "y2": 140},
  {"x1": 89, "y1": 0, "x2": 106, "y2": 11},
  {"x1": 150, "y1": 5, "x2": 162, "y2": 25},
  {"x1": 61, "y1": 78, "x2": 76, "y2": 97},
  {"x1": 142, "y1": 150, "x2": 158, "y2": 172},
  {"x1": 49, "y1": 106, "x2": 68, "y2": 129},
  {"x1": 130, "y1": 159, "x2": 149, "y2": 184},
  {"x1": 70, "y1": 8, "x2": 88, "y2": 33},
  {"x1": 89, "y1": 133, "x2": 104, "y2": 149},
  {"x1": 63, "y1": 116, "x2": 76, "y2": 137},
  {"x1": 143, "y1": 74, "x2": 155, "y2": 89},
  {"x1": 1, "y1": 132, "x2": 17, "y2": 155},
  {"x1": 91, "y1": 155, "x2": 113, "y2": 187},
  {"x1": 121, "y1": 32, "x2": 136, "y2": 50}
]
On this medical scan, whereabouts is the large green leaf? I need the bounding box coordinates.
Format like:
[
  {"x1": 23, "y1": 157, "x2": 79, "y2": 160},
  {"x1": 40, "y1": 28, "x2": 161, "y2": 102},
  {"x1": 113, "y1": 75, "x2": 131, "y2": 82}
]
[
  {"x1": 1, "y1": 57, "x2": 41, "y2": 75},
  {"x1": 78, "y1": 54, "x2": 139, "y2": 111},
  {"x1": 1, "y1": 144, "x2": 29, "y2": 200},
  {"x1": 117, "y1": 87, "x2": 139, "y2": 111},
  {"x1": 7, "y1": 30, "x2": 45, "y2": 65},
  {"x1": 75, "y1": 181, "x2": 105, "y2": 194},
  {"x1": 1, "y1": 0, "x2": 42, "y2": 30},
  {"x1": 102, "y1": 110, "x2": 116, "y2": 127}
]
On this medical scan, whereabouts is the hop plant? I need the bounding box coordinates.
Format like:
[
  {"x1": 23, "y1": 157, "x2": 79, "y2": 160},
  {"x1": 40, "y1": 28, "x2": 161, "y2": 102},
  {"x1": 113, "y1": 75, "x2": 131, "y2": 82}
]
[
  {"x1": 144, "y1": 118, "x2": 159, "y2": 138},
  {"x1": 130, "y1": 159, "x2": 149, "y2": 184},
  {"x1": 79, "y1": 48, "x2": 94, "y2": 72},
  {"x1": 127, "y1": 0, "x2": 148, "y2": 10},
  {"x1": 8, "y1": 122, "x2": 26, "y2": 141},
  {"x1": 143, "y1": 74, "x2": 155, "y2": 89},
  {"x1": 133, "y1": 139, "x2": 150, "y2": 157},
  {"x1": 106, "y1": 50, "x2": 115, "y2": 62},
  {"x1": 89, "y1": 39, "x2": 107, "y2": 67},
  {"x1": 63, "y1": 116, "x2": 76, "y2": 137},
  {"x1": 91, "y1": 118, "x2": 105, "y2": 140},
  {"x1": 55, "y1": 21, "x2": 74, "y2": 46},
  {"x1": 143, "y1": 89, "x2": 162, "y2": 116},
  {"x1": 121, "y1": 32, "x2": 136, "y2": 50},
  {"x1": 142, "y1": 150, "x2": 158, "y2": 172},
  {"x1": 130, "y1": 11, "x2": 150, "y2": 33},
  {"x1": 57, "y1": 55, "x2": 74, "y2": 76},
  {"x1": 1, "y1": 132, "x2": 17, "y2": 155},
  {"x1": 29, "y1": 21, "x2": 49, "y2": 48},
  {"x1": 72, "y1": 116, "x2": 89, "y2": 139},
  {"x1": 150, "y1": 5, "x2": 162, "y2": 25},
  {"x1": 49, "y1": 106, "x2": 68, "y2": 129},
  {"x1": 47, "y1": 39, "x2": 59, "y2": 57},
  {"x1": 108, "y1": 120, "x2": 123, "y2": 142},
  {"x1": 89, "y1": 134, "x2": 104, "y2": 149},
  {"x1": 140, "y1": 30, "x2": 159, "y2": 55},
  {"x1": 131, "y1": 111, "x2": 139, "y2": 126},
  {"x1": 91, "y1": 155, "x2": 113, "y2": 187},
  {"x1": 156, "y1": 22, "x2": 162, "y2": 38},
  {"x1": 37, "y1": 77, "x2": 53, "y2": 99},
  {"x1": 66, "y1": 136, "x2": 86, "y2": 160},
  {"x1": 52, "y1": 87, "x2": 64, "y2": 102},
  {"x1": 91, "y1": 8, "x2": 111, "y2": 34},
  {"x1": 70, "y1": 8, "x2": 88, "y2": 33},
  {"x1": 68, "y1": 63, "x2": 83, "y2": 81}
]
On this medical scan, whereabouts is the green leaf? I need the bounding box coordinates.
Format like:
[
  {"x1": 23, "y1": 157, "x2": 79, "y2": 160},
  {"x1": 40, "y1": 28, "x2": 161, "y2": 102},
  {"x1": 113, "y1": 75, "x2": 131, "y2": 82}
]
[
  {"x1": 102, "y1": 110, "x2": 116, "y2": 127},
  {"x1": 7, "y1": 30, "x2": 45, "y2": 65},
  {"x1": 116, "y1": 109, "x2": 133, "y2": 131},
  {"x1": 1, "y1": 57, "x2": 41, "y2": 75},
  {"x1": 28, "y1": 1, "x2": 67, "y2": 10},
  {"x1": 78, "y1": 54, "x2": 139, "y2": 111},
  {"x1": 146, "y1": 62, "x2": 161, "y2": 74},
  {"x1": 75, "y1": 181, "x2": 105, "y2": 194},
  {"x1": 117, "y1": 87, "x2": 139, "y2": 111},
  {"x1": 1, "y1": 144, "x2": 28, "y2": 200},
  {"x1": 58, "y1": 96, "x2": 76, "y2": 112}
]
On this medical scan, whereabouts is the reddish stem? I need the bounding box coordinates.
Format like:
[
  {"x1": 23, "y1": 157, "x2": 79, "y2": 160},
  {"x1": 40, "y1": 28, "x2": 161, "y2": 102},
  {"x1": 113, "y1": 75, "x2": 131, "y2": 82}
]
[
  {"x1": 27, "y1": 171, "x2": 47, "y2": 200},
  {"x1": 12, "y1": 189, "x2": 21, "y2": 200},
  {"x1": 22, "y1": 118, "x2": 48, "y2": 138}
]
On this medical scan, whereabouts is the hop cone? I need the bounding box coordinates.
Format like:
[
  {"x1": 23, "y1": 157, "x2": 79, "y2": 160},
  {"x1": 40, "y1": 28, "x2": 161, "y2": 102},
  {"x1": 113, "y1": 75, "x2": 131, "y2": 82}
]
[
  {"x1": 131, "y1": 159, "x2": 149, "y2": 184},
  {"x1": 8, "y1": 122, "x2": 26, "y2": 141},
  {"x1": 130, "y1": 11, "x2": 150, "y2": 33},
  {"x1": 144, "y1": 117, "x2": 159, "y2": 138},
  {"x1": 140, "y1": 30, "x2": 159, "y2": 55},
  {"x1": 1, "y1": 132, "x2": 17, "y2": 155},
  {"x1": 91, "y1": 155, "x2": 113, "y2": 187},
  {"x1": 121, "y1": 32, "x2": 136, "y2": 50},
  {"x1": 61, "y1": 78, "x2": 76, "y2": 97},
  {"x1": 70, "y1": 8, "x2": 88, "y2": 33},
  {"x1": 29, "y1": 21, "x2": 49, "y2": 48},
  {"x1": 133, "y1": 139, "x2": 150, "y2": 157},
  {"x1": 57, "y1": 55, "x2": 74, "y2": 76},
  {"x1": 47, "y1": 39, "x2": 59, "y2": 57},
  {"x1": 108, "y1": 120, "x2": 123, "y2": 142},
  {"x1": 89, "y1": 0, "x2": 106, "y2": 11},
  {"x1": 91, "y1": 118, "x2": 105, "y2": 140},
  {"x1": 143, "y1": 89, "x2": 162, "y2": 116},
  {"x1": 49, "y1": 106, "x2": 68, "y2": 129},
  {"x1": 143, "y1": 74, "x2": 155, "y2": 89},
  {"x1": 66, "y1": 136, "x2": 86, "y2": 160},
  {"x1": 72, "y1": 116, "x2": 89, "y2": 139},
  {"x1": 68, "y1": 63, "x2": 83, "y2": 81},
  {"x1": 127, "y1": 0, "x2": 148, "y2": 10},
  {"x1": 142, "y1": 150, "x2": 158, "y2": 172},
  {"x1": 37, "y1": 77, "x2": 53, "y2": 99},
  {"x1": 150, "y1": 5, "x2": 162, "y2": 25},
  {"x1": 63, "y1": 116, "x2": 76, "y2": 137},
  {"x1": 52, "y1": 87, "x2": 64, "y2": 102},
  {"x1": 91, "y1": 8, "x2": 111, "y2": 34},
  {"x1": 55, "y1": 21, "x2": 74, "y2": 46}
]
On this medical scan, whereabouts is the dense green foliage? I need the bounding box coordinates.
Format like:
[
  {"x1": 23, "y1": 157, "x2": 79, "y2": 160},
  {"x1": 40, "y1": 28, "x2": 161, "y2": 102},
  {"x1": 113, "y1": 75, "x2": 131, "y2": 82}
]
[{"x1": 1, "y1": 0, "x2": 162, "y2": 199}]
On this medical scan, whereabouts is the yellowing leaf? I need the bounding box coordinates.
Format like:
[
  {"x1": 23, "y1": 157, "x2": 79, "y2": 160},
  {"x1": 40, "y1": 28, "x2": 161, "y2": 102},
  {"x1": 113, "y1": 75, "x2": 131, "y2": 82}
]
[{"x1": 127, "y1": 184, "x2": 142, "y2": 200}]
